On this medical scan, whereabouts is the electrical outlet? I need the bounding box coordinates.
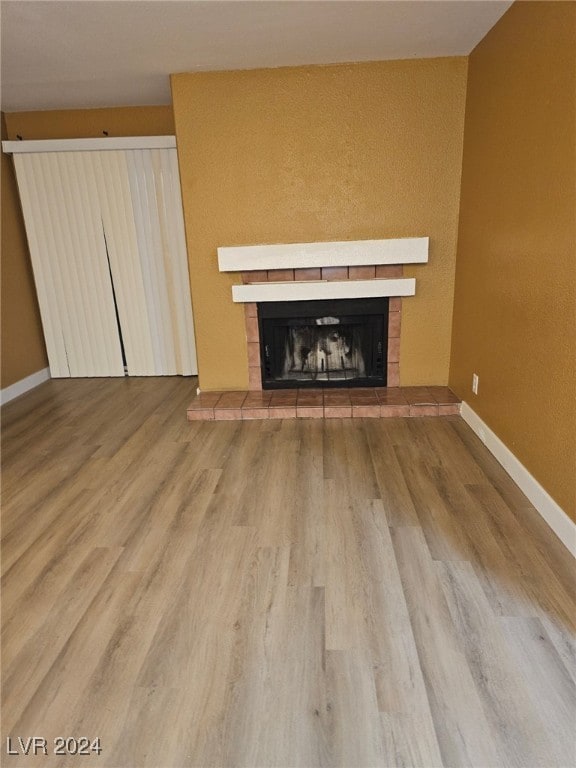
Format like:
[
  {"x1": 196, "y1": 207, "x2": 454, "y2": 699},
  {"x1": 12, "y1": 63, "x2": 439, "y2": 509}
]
[{"x1": 472, "y1": 373, "x2": 479, "y2": 395}]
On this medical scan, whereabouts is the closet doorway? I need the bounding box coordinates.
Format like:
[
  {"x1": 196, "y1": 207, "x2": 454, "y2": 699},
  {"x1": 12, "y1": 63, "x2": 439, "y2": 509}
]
[{"x1": 3, "y1": 136, "x2": 197, "y2": 378}]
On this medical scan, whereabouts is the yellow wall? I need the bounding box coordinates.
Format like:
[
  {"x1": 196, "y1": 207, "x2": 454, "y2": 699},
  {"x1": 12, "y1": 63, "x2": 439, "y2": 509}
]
[
  {"x1": 449, "y1": 2, "x2": 576, "y2": 520},
  {"x1": 1, "y1": 105, "x2": 175, "y2": 390},
  {"x1": 172, "y1": 58, "x2": 468, "y2": 390},
  {"x1": 1, "y1": 113, "x2": 48, "y2": 388},
  {"x1": 4, "y1": 105, "x2": 174, "y2": 140}
]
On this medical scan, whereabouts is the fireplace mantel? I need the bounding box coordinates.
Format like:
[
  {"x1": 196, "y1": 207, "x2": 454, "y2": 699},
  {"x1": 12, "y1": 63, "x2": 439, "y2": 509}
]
[
  {"x1": 218, "y1": 237, "x2": 428, "y2": 272},
  {"x1": 232, "y1": 277, "x2": 415, "y2": 303}
]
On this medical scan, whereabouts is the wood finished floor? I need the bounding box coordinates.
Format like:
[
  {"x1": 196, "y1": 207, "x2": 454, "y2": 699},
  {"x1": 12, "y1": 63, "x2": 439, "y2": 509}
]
[{"x1": 1, "y1": 377, "x2": 575, "y2": 768}]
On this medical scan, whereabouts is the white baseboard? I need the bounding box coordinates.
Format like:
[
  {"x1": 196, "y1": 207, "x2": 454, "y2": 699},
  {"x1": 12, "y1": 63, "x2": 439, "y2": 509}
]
[
  {"x1": 460, "y1": 402, "x2": 576, "y2": 558},
  {"x1": 0, "y1": 367, "x2": 50, "y2": 406}
]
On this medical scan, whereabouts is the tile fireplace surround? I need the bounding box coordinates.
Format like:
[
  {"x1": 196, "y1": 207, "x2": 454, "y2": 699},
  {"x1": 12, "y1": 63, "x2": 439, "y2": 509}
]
[{"x1": 186, "y1": 237, "x2": 461, "y2": 421}]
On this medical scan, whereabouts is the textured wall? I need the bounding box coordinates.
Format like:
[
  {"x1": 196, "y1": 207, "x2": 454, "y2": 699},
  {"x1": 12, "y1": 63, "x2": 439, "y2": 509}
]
[
  {"x1": 449, "y1": 2, "x2": 576, "y2": 519},
  {"x1": 4, "y1": 105, "x2": 174, "y2": 140},
  {"x1": 1, "y1": 113, "x2": 48, "y2": 388},
  {"x1": 172, "y1": 58, "x2": 468, "y2": 391}
]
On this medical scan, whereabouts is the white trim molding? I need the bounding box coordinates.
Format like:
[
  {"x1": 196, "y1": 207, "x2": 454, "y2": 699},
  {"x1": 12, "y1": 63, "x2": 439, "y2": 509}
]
[
  {"x1": 218, "y1": 237, "x2": 428, "y2": 272},
  {"x1": 2, "y1": 136, "x2": 176, "y2": 154},
  {"x1": 232, "y1": 278, "x2": 415, "y2": 303},
  {"x1": 461, "y1": 402, "x2": 576, "y2": 558},
  {"x1": 0, "y1": 367, "x2": 50, "y2": 406}
]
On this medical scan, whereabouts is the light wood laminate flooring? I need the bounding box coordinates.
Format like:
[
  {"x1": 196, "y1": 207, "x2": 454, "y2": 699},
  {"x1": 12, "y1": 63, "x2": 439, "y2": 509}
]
[{"x1": 2, "y1": 377, "x2": 575, "y2": 767}]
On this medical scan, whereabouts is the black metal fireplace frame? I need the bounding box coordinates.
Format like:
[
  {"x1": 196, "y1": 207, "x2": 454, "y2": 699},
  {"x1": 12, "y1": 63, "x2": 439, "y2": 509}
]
[{"x1": 258, "y1": 297, "x2": 389, "y2": 389}]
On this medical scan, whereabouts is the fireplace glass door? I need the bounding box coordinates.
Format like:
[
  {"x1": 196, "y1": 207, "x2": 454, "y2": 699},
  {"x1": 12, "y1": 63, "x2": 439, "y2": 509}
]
[{"x1": 258, "y1": 298, "x2": 388, "y2": 389}]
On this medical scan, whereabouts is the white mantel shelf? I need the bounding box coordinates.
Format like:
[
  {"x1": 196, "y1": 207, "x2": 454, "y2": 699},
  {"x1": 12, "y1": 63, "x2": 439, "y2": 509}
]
[
  {"x1": 232, "y1": 278, "x2": 415, "y2": 303},
  {"x1": 219, "y1": 237, "x2": 428, "y2": 272}
]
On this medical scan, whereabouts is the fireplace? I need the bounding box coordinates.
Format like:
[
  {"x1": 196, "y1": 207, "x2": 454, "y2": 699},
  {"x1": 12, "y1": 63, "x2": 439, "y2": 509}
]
[
  {"x1": 258, "y1": 297, "x2": 389, "y2": 389},
  {"x1": 217, "y1": 236, "x2": 429, "y2": 390}
]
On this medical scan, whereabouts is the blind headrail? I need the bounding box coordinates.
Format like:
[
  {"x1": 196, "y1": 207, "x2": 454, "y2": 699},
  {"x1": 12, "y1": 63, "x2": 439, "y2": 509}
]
[{"x1": 2, "y1": 136, "x2": 176, "y2": 154}]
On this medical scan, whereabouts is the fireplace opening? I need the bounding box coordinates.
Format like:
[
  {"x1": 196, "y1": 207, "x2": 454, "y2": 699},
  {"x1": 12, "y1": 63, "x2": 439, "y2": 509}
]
[{"x1": 258, "y1": 298, "x2": 389, "y2": 389}]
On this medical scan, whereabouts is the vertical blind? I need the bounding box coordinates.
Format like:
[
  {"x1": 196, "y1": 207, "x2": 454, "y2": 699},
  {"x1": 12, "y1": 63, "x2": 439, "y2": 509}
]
[{"x1": 11, "y1": 142, "x2": 197, "y2": 378}]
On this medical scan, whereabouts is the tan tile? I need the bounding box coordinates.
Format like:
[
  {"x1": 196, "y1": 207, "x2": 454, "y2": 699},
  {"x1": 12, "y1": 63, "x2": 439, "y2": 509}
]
[
  {"x1": 242, "y1": 271, "x2": 267, "y2": 283},
  {"x1": 246, "y1": 316, "x2": 259, "y2": 342},
  {"x1": 243, "y1": 392, "x2": 272, "y2": 407},
  {"x1": 376, "y1": 265, "x2": 403, "y2": 278},
  {"x1": 187, "y1": 392, "x2": 222, "y2": 409},
  {"x1": 350, "y1": 387, "x2": 378, "y2": 397},
  {"x1": 269, "y1": 406, "x2": 297, "y2": 419},
  {"x1": 244, "y1": 302, "x2": 258, "y2": 318},
  {"x1": 438, "y1": 403, "x2": 461, "y2": 416},
  {"x1": 270, "y1": 392, "x2": 298, "y2": 406},
  {"x1": 297, "y1": 406, "x2": 324, "y2": 418},
  {"x1": 409, "y1": 404, "x2": 439, "y2": 417},
  {"x1": 388, "y1": 311, "x2": 401, "y2": 338},
  {"x1": 349, "y1": 266, "x2": 376, "y2": 280},
  {"x1": 376, "y1": 388, "x2": 408, "y2": 405},
  {"x1": 248, "y1": 367, "x2": 262, "y2": 390},
  {"x1": 214, "y1": 408, "x2": 243, "y2": 420},
  {"x1": 268, "y1": 269, "x2": 294, "y2": 282},
  {"x1": 427, "y1": 386, "x2": 461, "y2": 404},
  {"x1": 187, "y1": 408, "x2": 214, "y2": 421},
  {"x1": 380, "y1": 404, "x2": 410, "y2": 418},
  {"x1": 350, "y1": 398, "x2": 379, "y2": 407},
  {"x1": 294, "y1": 268, "x2": 321, "y2": 281},
  {"x1": 350, "y1": 390, "x2": 378, "y2": 404},
  {"x1": 387, "y1": 337, "x2": 401, "y2": 363},
  {"x1": 387, "y1": 364, "x2": 400, "y2": 387},
  {"x1": 389, "y1": 297, "x2": 402, "y2": 312},
  {"x1": 324, "y1": 392, "x2": 352, "y2": 406},
  {"x1": 297, "y1": 390, "x2": 324, "y2": 406},
  {"x1": 324, "y1": 406, "x2": 352, "y2": 418},
  {"x1": 241, "y1": 408, "x2": 270, "y2": 420},
  {"x1": 403, "y1": 387, "x2": 436, "y2": 405},
  {"x1": 247, "y1": 342, "x2": 261, "y2": 367},
  {"x1": 352, "y1": 405, "x2": 381, "y2": 418},
  {"x1": 215, "y1": 391, "x2": 247, "y2": 408},
  {"x1": 321, "y1": 266, "x2": 348, "y2": 281}
]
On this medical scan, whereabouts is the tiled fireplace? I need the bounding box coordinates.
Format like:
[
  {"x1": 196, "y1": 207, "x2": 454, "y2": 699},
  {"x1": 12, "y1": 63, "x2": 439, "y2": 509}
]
[
  {"x1": 220, "y1": 237, "x2": 424, "y2": 392},
  {"x1": 186, "y1": 238, "x2": 461, "y2": 420},
  {"x1": 242, "y1": 270, "x2": 403, "y2": 390}
]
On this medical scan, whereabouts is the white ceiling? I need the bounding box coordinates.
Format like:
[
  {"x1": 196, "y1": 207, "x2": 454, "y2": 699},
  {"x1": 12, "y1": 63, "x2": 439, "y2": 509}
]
[{"x1": 1, "y1": 0, "x2": 513, "y2": 112}]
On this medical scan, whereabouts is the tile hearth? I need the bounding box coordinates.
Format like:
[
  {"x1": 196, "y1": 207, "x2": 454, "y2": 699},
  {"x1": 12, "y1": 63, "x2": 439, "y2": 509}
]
[{"x1": 187, "y1": 386, "x2": 461, "y2": 421}]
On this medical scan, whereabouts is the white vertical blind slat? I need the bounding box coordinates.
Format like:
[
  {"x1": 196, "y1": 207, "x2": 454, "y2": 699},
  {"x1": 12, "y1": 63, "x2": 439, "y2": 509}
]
[
  {"x1": 91, "y1": 150, "x2": 155, "y2": 375},
  {"x1": 13, "y1": 155, "x2": 69, "y2": 376},
  {"x1": 54, "y1": 154, "x2": 96, "y2": 374},
  {"x1": 126, "y1": 148, "x2": 197, "y2": 376},
  {"x1": 124, "y1": 149, "x2": 167, "y2": 373},
  {"x1": 150, "y1": 149, "x2": 180, "y2": 373},
  {"x1": 127, "y1": 149, "x2": 175, "y2": 374},
  {"x1": 29, "y1": 153, "x2": 84, "y2": 374},
  {"x1": 161, "y1": 148, "x2": 197, "y2": 374}
]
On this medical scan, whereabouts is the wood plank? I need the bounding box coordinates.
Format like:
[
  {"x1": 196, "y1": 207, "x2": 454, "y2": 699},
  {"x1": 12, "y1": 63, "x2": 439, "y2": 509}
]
[
  {"x1": 437, "y1": 560, "x2": 555, "y2": 766},
  {"x1": 499, "y1": 617, "x2": 576, "y2": 767},
  {"x1": 392, "y1": 526, "x2": 504, "y2": 767}
]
